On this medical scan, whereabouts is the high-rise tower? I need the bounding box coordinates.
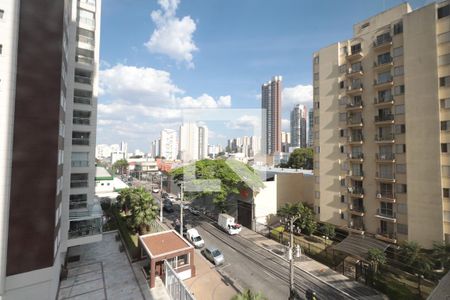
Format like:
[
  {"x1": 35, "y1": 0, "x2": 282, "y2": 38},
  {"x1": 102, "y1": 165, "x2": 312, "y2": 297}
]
[{"x1": 262, "y1": 76, "x2": 282, "y2": 155}]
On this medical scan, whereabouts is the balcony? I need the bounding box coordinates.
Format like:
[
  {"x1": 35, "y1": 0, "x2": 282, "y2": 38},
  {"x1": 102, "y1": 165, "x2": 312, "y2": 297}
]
[
  {"x1": 347, "y1": 170, "x2": 364, "y2": 181},
  {"x1": 346, "y1": 49, "x2": 363, "y2": 61},
  {"x1": 346, "y1": 117, "x2": 363, "y2": 128},
  {"x1": 346, "y1": 67, "x2": 364, "y2": 78},
  {"x1": 373, "y1": 57, "x2": 393, "y2": 71},
  {"x1": 347, "y1": 221, "x2": 365, "y2": 234},
  {"x1": 373, "y1": 77, "x2": 394, "y2": 90},
  {"x1": 75, "y1": 75, "x2": 92, "y2": 85},
  {"x1": 375, "y1": 133, "x2": 395, "y2": 143},
  {"x1": 347, "y1": 152, "x2": 364, "y2": 162},
  {"x1": 348, "y1": 186, "x2": 364, "y2": 198},
  {"x1": 375, "y1": 172, "x2": 396, "y2": 183},
  {"x1": 374, "y1": 114, "x2": 395, "y2": 125},
  {"x1": 68, "y1": 213, "x2": 102, "y2": 247},
  {"x1": 375, "y1": 229, "x2": 397, "y2": 243},
  {"x1": 70, "y1": 180, "x2": 88, "y2": 188},
  {"x1": 346, "y1": 100, "x2": 363, "y2": 111},
  {"x1": 375, "y1": 209, "x2": 397, "y2": 222},
  {"x1": 347, "y1": 135, "x2": 364, "y2": 144},
  {"x1": 74, "y1": 95, "x2": 92, "y2": 105},
  {"x1": 373, "y1": 36, "x2": 392, "y2": 52},
  {"x1": 376, "y1": 153, "x2": 395, "y2": 163},
  {"x1": 71, "y1": 160, "x2": 89, "y2": 167},
  {"x1": 346, "y1": 84, "x2": 363, "y2": 95},
  {"x1": 349, "y1": 204, "x2": 365, "y2": 216},
  {"x1": 76, "y1": 55, "x2": 94, "y2": 66},
  {"x1": 376, "y1": 191, "x2": 396, "y2": 203},
  {"x1": 72, "y1": 138, "x2": 90, "y2": 146},
  {"x1": 374, "y1": 95, "x2": 394, "y2": 107},
  {"x1": 77, "y1": 35, "x2": 95, "y2": 50}
]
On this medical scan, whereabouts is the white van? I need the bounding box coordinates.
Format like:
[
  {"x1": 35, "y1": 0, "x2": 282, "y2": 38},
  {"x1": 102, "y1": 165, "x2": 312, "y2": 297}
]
[{"x1": 186, "y1": 228, "x2": 204, "y2": 248}]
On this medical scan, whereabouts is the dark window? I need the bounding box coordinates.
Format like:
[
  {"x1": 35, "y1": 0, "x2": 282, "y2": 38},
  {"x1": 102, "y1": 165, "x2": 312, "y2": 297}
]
[
  {"x1": 0, "y1": 44, "x2": 3, "y2": 55},
  {"x1": 442, "y1": 121, "x2": 449, "y2": 131},
  {"x1": 340, "y1": 145, "x2": 344, "y2": 153},
  {"x1": 438, "y1": 4, "x2": 450, "y2": 19},
  {"x1": 318, "y1": 206, "x2": 320, "y2": 214},
  {"x1": 351, "y1": 43, "x2": 362, "y2": 54},
  {"x1": 393, "y1": 21, "x2": 403, "y2": 35},
  {"x1": 340, "y1": 129, "x2": 345, "y2": 137},
  {"x1": 444, "y1": 188, "x2": 450, "y2": 198},
  {"x1": 340, "y1": 195, "x2": 345, "y2": 203},
  {"x1": 442, "y1": 143, "x2": 448, "y2": 153},
  {"x1": 340, "y1": 212, "x2": 345, "y2": 219},
  {"x1": 339, "y1": 81, "x2": 345, "y2": 89},
  {"x1": 0, "y1": 9, "x2": 4, "y2": 19},
  {"x1": 340, "y1": 179, "x2": 345, "y2": 187},
  {"x1": 440, "y1": 76, "x2": 450, "y2": 87}
]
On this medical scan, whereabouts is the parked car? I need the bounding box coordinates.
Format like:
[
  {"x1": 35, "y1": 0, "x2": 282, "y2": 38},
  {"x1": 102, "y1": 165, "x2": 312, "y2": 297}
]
[
  {"x1": 188, "y1": 207, "x2": 200, "y2": 216},
  {"x1": 163, "y1": 201, "x2": 174, "y2": 213},
  {"x1": 186, "y1": 228, "x2": 204, "y2": 248},
  {"x1": 203, "y1": 246, "x2": 224, "y2": 265}
]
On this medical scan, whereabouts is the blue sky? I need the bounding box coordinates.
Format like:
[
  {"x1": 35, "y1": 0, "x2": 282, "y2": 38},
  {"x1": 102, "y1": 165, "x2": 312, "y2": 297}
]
[{"x1": 97, "y1": 0, "x2": 430, "y2": 152}]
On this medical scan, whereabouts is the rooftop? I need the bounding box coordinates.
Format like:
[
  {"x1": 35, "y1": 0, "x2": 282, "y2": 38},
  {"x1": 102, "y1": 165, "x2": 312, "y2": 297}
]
[
  {"x1": 95, "y1": 166, "x2": 113, "y2": 180},
  {"x1": 139, "y1": 230, "x2": 192, "y2": 258}
]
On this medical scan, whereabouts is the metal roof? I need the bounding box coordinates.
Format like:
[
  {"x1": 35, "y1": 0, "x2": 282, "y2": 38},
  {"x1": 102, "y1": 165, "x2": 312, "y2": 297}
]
[{"x1": 332, "y1": 234, "x2": 390, "y2": 260}]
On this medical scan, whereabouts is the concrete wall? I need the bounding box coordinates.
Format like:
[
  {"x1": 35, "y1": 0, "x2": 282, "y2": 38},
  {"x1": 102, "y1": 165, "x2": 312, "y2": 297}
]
[
  {"x1": 253, "y1": 181, "x2": 277, "y2": 225},
  {"x1": 276, "y1": 173, "x2": 314, "y2": 209}
]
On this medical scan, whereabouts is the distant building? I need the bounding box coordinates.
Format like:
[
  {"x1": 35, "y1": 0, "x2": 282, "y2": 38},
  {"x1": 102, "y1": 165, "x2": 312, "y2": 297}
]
[
  {"x1": 96, "y1": 144, "x2": 112, "y2": 159},
  {"x1": 160, "y1": 129, "x2": 178, "y2": 160},
  {"x1": 262, "y1": 76, "x2": 282, "y2": 154},
  {"x1": 111, "y1": 151, "x2": 126, "y2": 165},
  {"x1": 198, "y1": 125, "x2": 208, "y2": 159},
  {"x1": 281, "y1": 131, "x2": 291, "y2": 152},
  {"x1": 308, "y1": 109, "x2": 314, "y2": 147},
  {"x1": 290, "y1": 104, "x2": 307, "y2": 148},
  {"x1": 179, "y1": 122, "x2": 199, "y2": 161},
  {"x1": 208, "y1": 144, "x2": 223, "y2": 158},
  {"x1": 151, "y1": 138, "x2": 161, "y2": 158}
]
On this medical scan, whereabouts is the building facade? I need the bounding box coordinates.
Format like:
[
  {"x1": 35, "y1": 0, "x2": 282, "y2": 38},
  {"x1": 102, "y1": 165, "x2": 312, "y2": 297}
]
[
  {"x1": 308, "y1": 109, "x2": 314, "y2": 147},
  {"x1": 262, "y1": 76, "x2": 282, "y2": 155},
  {"x1": 290, "y1": 104, "x2": 307, "y2": 148},
  {"x1": 281, "y1": 131, "x2": 291, "y2": 152},
  {"x1": 178, "y1": 122, "x2": 208, "y2": 162},
  {"x1": 160, "y1": 129, "x2": 178, "y2": 160},
  {"x1": 0, "y1": 0, "x2": 102, "y2": 299},
  {"x1": 313, "y1": 1, "x2": 450, "y2": 248},
  {"x1": 198, "y1": 125, "x2": 208, "y2": 160}
]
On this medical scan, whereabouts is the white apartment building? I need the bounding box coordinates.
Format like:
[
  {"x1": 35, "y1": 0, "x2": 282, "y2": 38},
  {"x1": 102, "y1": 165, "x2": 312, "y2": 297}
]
[
  {"x1": 160, "y1": 129, "x2": 178, "y2": 160},
  {"x1": 179, "y1": 122, "x2": 209, "y2": 162}
]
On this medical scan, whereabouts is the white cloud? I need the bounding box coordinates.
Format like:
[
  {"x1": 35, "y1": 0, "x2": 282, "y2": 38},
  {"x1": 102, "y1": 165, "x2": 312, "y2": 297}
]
[
  {"x1": 145, "y1": 0, "x2": 198, "y2": 68},
  {"x1": 282, "y1": 84, "x2": 313, "y2": 108},
  {"x1": 282, "y1": 118, "x2": 290, "y2": 131},
  {"x1": 226, "y1": 115, "x2": 260, "y2": 130},
  {"x1": 179, "y1": 94, "x2": 231, "y2": 108}
]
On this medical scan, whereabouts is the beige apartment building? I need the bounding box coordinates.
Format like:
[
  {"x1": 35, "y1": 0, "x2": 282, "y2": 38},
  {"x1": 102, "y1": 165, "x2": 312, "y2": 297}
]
[{"x1": 313, "y1": 1, "x2": 450, "y2": 248}]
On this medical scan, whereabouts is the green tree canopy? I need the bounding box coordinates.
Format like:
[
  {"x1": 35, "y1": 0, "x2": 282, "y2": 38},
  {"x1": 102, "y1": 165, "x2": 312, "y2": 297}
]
[
  {"x1": 398, "y1": 241, "x2": 433, "y2": 276},
  {"x1": 170, "y1": 159, "x2": 264, "y2": 212},
  {"x1": 113, "y1": 159, "x2": 128, "y2": 175},
  {"x1": 231, "y1": 289, "x2": 267, "y2": 300},
  {"x1": 321, "y1": 223, "x2": 336, "y2": 240},
  {"x1": 432, "y1": 241, "x2": 450, "y2": 271},
  {"x1": 286, "y1": 148, "x2": 313, "y2": 169},
  {"x1": 367, "y1": 248, "x2": 386, "y2": 274},
  {"x1": 277, "y1": 202, "x2": 317, "y2": 235}
]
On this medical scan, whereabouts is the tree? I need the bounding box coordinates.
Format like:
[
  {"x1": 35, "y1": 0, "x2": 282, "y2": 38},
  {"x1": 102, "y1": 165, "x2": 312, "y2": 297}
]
[
  {"x1": 367, "y1": 248, "x2": 386, "y2": 274},
  {"x1": 286, "y1": 148, "x2": 313, "y2": 169},
  {"x1": 231, "y1": 289, "x2": 267, "y2": 300},
  {"x1": 117, "y1": 188, "x2": 134, "y2": 214},
  {"x1": 432, "y1": 241, "x2": 450, "y2": 271},
  {"x1": 398, "y1": 241, "x2": 433, "y2": 277},
  {"x1": 129, "y1": 188, "x2": 158, "y2": 234},
  {"x1": 321, "y1": 223, "x2": 336, "y2": 245},
  {"x1": 113, "y1": 159, "x2": 128, "y2": 175},
  {"x1": 277, "y1": 202, "x2": 317, "y2": 235}
]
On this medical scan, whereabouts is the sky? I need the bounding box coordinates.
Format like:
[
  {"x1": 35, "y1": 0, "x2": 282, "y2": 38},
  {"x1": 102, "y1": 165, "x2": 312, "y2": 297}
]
[{"x1": 97, "y1": 0, "x2": 431, "y2": 152}]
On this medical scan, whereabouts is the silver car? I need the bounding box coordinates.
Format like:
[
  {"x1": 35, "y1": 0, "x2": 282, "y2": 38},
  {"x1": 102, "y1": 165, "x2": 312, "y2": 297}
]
[{"x1": 204, "y1": 247, "x2": 224, "y2": 265}]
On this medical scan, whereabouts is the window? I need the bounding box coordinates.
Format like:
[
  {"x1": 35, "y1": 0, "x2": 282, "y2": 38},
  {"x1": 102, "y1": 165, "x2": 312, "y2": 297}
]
[
  {"x1": 340, "y1": 129, "x2": 345, "y2": 137},
  {"x1": 315, "y1": 176, "x2": 320, "y2": 184},
  {"x1": 394, "y1": 85, "x2": 405, "y2": 95},
  {"x1": 314, "y1": 87, "x2": 319, "y2": 96},
  {"x1": 351, "y1": 43, "x2": 361, "y2": 54},
  {"x1": 314, "y1": 56, "x2": 319, "y2": 64},
  {"x1": 394, "y1": 66, "x2": 404, "y2": 76},
  {"x1": 340, "y1": 145, "x2": 344, "y2": 153},
  {"x1": 339, "y1": 81, "x2": 345, "y2": 89},
  {"x1": 395, "y1": 124, "x2": 405, "y2": 134},
  {"x1": 70, "y1": 194, "x2": 87, "y2": 209},
  {"x1": 59, "y1": 121, "x2": 65, "y2": 137},
  {"x1": 395, "y1": 105, "x2": 404, "y2": 115},
  {"x1": 396, "y1": 164, "x2": 406, "y2": 174},
  {"x1": 72, "y1": 131, "x2": 90, "y2": 145},
  {"x1": 0, "y1": 9, "x2": 4, "y2": 19},
  {"x1": 439, "y1": 54, "x2": 450, "y2": 66},
  {"x1": 438, "y1": 4, "x2": 450, "y2": 19},
  {"x1": 397, "y1": 223, "x2": 408, "y2": 235},
  {"x1": 393, "y1": 21, "x2": 403, "y2": 35},
  {"x1": 440, "y1": 76, "x2": 450, "y2": 87},
  {"x1": 314, "y1": 73, "x2": 319, "y2": 81},
  {"x1": 377, "y1": 71, "x2": 392, "y2": 84},
  {"x1": 314, "y1": 161, "x2": 319, "y2": 169},
  {"x1": 70, "y1": 173, "x2": 89, "y2": 188},
  {"x1": 72, "y1": 152, "x2": 89, "y2": 167},
  {"x1": 0, "y1": 44, "x2": 2, "y2": 55},
  {"x1": 340, "y1": 212, "x2": 345, "y2": 220},
  {"x1": 395, "y1": 144, "x2": 406, "y2": 153},
  {"x1": 438, "y1": 31, "x2": 450, "y2": 44},
  {"x1": 177, "y1": 254, "x2": 189, "y2": 267},
  {"x1": 340, "y1": 195, "x2": 345, "y2": 203},
  {"x1": 442, "y1": 166, "x2": 450, "y2": 177},
  {"x1": 351, "y1": 62, "x2": 362, "y2": 72},
  {"x1": 339, "y1": 113, "x2": 347, "y2": 121},
  {"x1": 396, "y1": 184, "x2": 407, "y2": 193},
  {"x1": 315, "y1": 191, "x2": 320, "y2": 199},
  {"x1": 73, "y1": 110, "x2": 91, "y2": 125},
  {"x1": 444, "y1": 188, "x2": 449, "y2": 198},
  {"x1": 441, "y1": 121, "x2": 450, "y2": 131},
  {"x1": 393, "y1": 46, "x2": 403, "y2": 57},
  {"x1": 340, "y1": 178, "x2": 345, "y2": 186},
  {"x1": 361, "y1": 22, "x2": 369, "y2": 29},
  {"x1": 377, "y1": 52, "x2": 392, "y2": 65},
  {"x1": 442, "y1": 143, "x2": 449, "y2": 153},
  {"x1": 441, "y1": 98, "x2": 450, "y2": 109}
]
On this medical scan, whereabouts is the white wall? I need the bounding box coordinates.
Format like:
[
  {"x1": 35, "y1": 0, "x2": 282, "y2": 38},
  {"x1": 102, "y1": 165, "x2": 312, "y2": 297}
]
[{"x1": 253, "y1": 181, "x2": 277, "y2": 225}]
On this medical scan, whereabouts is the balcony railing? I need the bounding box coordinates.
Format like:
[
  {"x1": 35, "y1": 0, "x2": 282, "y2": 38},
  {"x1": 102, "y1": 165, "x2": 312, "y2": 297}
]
[
  {"x1": 376, "y1": 208, "x2": 396, "y2": 219},
  {"x1": 74, "y1": 96, "x2": 92, "y2": 105},
  {"x1": 376, "y1": 153, "x2": 395, "y2": 160},
  {"x1": 348, "y1": 220, "x2": 365, "y2": 232},
  {"x1": 347, "y1": 84, "x2": 363, "y2": 91},
  {"x1": 348, "y1": 170, "x2": 364, "y2": 177},
  {"x1": 346, "y1": 100, "x2": 363, "y2": 108},
  {"x1": 346, "y1": 118, "x2": 363, "y2": 125},
  {"x1": 375, "y1": 133, "x2": 395, "y2": 142},
  {"x1": 375, "y1": 114, "x2": 394, "y2": 122},
  {"x1": 346, "y1": 67, "x2": 363, "y2": 75},
  {"x1": 78, "y1": 17, "x2": 95, "y2": 28},
  {"x1": 70, "y1": 180, "x2": 88, "y2": 188},
  {"x1": 348, "y1": 153, "x2": 364, "y2": 159},
  {"x1": 349, "y1": 204, "x2": 365, "y2": 213},
  {"x1": 76, "y1": 55, "x2": 94, "y2": 65},
  {"x1": 75, "y1": 75, "x2": 92, "y2": 85},
  {"x1": 376, "y1": 191, "x2": 395, "y2": 199},
  {"x1": 73, "y1": 117, "x2": 90, "y2": 125},
  {"x1": 347, "y1": 135, "x2": 364, "y2": 143},
  {"x1": 373, "y1": 36, "x2": 392, "y2": 48},
  {"x1": 69, "y1": 202, "x2": 87, "y2": 210},
  {"x1": 348, "y1": 186, "x2": 364, "y2": 195},
  {"x1": 71, "y1": 160, "x2": 89, "y2": 167},
  {"x1": 374, "y1": 57, "x2": 393, "y2": 67},
  {"x1": 377, "y1": 229, "x2": 397, "y2": 239},
  {"x1": 374, "y1": 95, "x2": 394, "y2": 104},
  {"x1": 374, "y1": 76, "x2": 393, "y2": 86},
  {"x1": 72, "y1": 138, "x2": 90, "y2": 146},
  {"x1": 376, "y1": 172, "x2": 395, "y2": 180},
  {"x1": 77, "y1": 35, "x2": 95, "y2": 46}
]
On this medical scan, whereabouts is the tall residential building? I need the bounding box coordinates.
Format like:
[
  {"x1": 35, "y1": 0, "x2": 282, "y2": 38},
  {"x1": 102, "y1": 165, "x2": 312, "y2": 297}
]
[
  {"x1": 120, "y1": 141, "x2": 128, "y2": 154},
  {"x1": 290, "y1": 104, "x2": 307, "y2": 148},
  {"x1": 151, "y1": 138, "x2": 161, "y2": 158},
  {"x1": 313, "y1": 1, "x2": 450, "y2": 248},
  {"x1": 308, "y1": 109, "x2": 314, "y2": 147},
  {"x1": 281, "y1": 131, "x2": 291, "y2": 152},
  {"x1": 262, "y1": 76, "x2": 282, "y2": 155},
  {"x1": 0, "y1": 0, "x2": 102, "y2": 299},
  {"x1": 160, "y1": 129, "x2": 178, "y2": 160},
  {"x1": 198, "y1": 125, "x2": 209, "y2": 159}
]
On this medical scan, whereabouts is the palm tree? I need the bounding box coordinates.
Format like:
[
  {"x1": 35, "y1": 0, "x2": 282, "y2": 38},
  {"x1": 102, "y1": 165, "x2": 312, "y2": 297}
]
[
  {"x1": 117, "y1": 188, "x2": 134, "y2": 214},
  {"x1": 231, "y1": 289, "x2": 267, "y2": 300},
  {"x1": 130, "y1": 188, "x2": 158, "y2": 234},
  {"x1": 432, "y1": 241, "x2": 450, "y2": 271},
  {"x1": 367, "y1": 248, "x2": 386, "y2": 274}
]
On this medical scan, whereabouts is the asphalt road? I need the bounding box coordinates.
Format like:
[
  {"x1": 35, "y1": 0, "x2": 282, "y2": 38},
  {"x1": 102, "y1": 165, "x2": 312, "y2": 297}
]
[{"x1": 149, "y1": 188, "x2": 380, "y2": 300}]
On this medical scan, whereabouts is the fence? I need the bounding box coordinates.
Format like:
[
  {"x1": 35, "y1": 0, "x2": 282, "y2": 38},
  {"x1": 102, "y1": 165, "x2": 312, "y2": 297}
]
[{"x1": 164, "y1": 260, "x2": 195, "y2": 300}]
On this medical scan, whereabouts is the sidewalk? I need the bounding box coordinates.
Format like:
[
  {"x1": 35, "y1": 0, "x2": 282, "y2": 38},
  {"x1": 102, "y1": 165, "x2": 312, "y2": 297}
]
[{"x1": 240, "y1": 227, "x2": 385, "y2": 300}]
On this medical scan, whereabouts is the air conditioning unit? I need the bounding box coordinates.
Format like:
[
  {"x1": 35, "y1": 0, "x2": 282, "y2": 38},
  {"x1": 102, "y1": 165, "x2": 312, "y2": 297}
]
[{"x1": 376, "y1": 193, "x2": 382, "y2": 199}]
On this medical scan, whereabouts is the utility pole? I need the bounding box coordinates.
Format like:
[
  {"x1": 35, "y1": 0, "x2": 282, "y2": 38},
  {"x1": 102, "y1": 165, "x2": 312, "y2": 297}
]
[
  {"x1": 179, "y1": 182, "x2": 184, "y2": 236},
  {"x1": 286, "y1": 215, "x2": 301, "y2": 300},
  {"x1": 159, "y1": 172, "x2": 163, "y2": 222}
]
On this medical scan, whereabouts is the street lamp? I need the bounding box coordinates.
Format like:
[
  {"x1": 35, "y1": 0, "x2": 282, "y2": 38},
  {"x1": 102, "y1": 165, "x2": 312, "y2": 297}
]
[
  {"x1": 177, "y1": 182, "x2": 185, "y2": 236},
  {"x1": 157, "y1": 171, "x2": 164, "y2": 222},
  {"x1": 282, "y1": 215, "x2": 301, "y2": 300}
]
